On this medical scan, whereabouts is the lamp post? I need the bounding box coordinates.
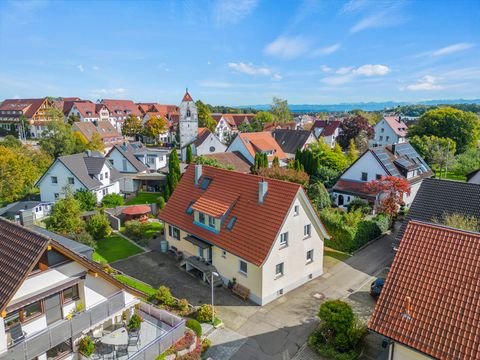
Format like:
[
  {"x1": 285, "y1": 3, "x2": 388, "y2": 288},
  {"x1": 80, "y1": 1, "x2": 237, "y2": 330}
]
[{"x1": 211, "y1": 271, "x2": 219, "y2": 325}]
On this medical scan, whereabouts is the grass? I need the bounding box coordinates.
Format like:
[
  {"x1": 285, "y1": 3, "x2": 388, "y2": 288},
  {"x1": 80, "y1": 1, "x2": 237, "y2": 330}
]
[
  {"x1": 93, "y1": 235, "x2": 144, "y2": 263},
  {"x1": 432, "y1": 165, "x2": 466, "y2": 181},
  {"x1": 144, "y1": 221, "x2": 163, "y2": 239},
  {"x1": 114, "y1": 274, "x2": 157, "y2": 297},
  {"x1": 126, "y1": 192, "x2": 162, "y2": 205},
  {"x1": 324, "y1": 247, "x2": 350, "y2": 262}
]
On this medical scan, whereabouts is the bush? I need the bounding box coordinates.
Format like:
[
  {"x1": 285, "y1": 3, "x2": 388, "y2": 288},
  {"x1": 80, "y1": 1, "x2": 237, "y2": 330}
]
[
  {"x1": 74, "y1": 189, "x2": 97, "y2": 211},
  {"x1": 101, "y1": 193, "x2": 124, "y2": 208},
  {"x1": 346, "y1": 199, "x2": 371, "y2": 214},
  {"x1": 124, "y1": 220, "x2": 146, "y2": 241},
  {"x1": 195, "y1": 304, "x2": 215, "y2": 323},
  {"x1": 155, "y1": 286, "x2": 175, "y2": 306},
  {"x1": 127, "y1": 313, "x2": 143, "y2": 331},
  {"x1": 201, "y1": 338, "x2": 212, "y2": 353},
  {"x1": 157, "y1": 196, "x2": 165, "y2": 210},
  {"x1": 177, "y1": 298, "x2": 190, "y2": 312},
  {"x1": 186, "y1": 319, "x2": 202, "y2": 337},
  {"x1": 78, "y1": 336, "x2": 95, "y2": 357},
  {"x1": 173, "y1": 331, "x2": 195, "y2": 352},
  {"x1": 313, "y1": 166, "x2": 341, "y2": 188},
  {"x1": 308, "y1": 181, "x2": 331, "y2": 211},
  {"x1": 373, "y1": 214, "x2": 390, "y2": 233},
  {"x1": 353, "y1": 221, "x2": 381, "y2": 249},
  {"x1": 68, "y1": 230, "x2": 96, "y2": 248},
  {"x1": 85, "y1": 212, "x2": 112, "y2": 240}
]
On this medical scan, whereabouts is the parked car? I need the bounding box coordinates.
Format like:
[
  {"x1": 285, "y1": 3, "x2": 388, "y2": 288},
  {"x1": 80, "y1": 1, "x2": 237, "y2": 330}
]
[{"x1": 370, "y1": 278, "x2": 385, "y2": 298}]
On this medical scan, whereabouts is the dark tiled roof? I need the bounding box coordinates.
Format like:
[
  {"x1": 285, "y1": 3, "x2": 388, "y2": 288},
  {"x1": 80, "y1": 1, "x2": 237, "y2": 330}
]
[
  {"x1": 107, "y1": 144, "x2": 149, "y2": 173},
  {"x1": 312, "y1": 120, "x2": 342, "y2": 136},
  {"x1": 83, "y1": 156, "x2": 106, "y2": 175},
  {"x1": 369, "y1": 221, "x2": 480, "y2": 360},
  {"x1": 203, "y1": 152, "x2": 252, "y2": 173},
  {"x1": 395, "y1": 178, "x2": 480, "y2": 246},
  {"x1": 193, "y1": 128, "x2": 212, "y2": 147},
  {"x1": 272, "y1": 129, "x2": 313, "y2": 154}
]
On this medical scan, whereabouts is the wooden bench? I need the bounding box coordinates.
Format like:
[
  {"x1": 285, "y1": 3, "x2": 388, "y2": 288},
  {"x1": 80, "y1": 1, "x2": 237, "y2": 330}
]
[{"x1": 232, "y1": 283, "x2": 250, "y2": 301}]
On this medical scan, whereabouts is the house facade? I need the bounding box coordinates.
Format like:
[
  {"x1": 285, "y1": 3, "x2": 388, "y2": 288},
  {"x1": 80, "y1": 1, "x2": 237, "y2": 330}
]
[
  {"x1": 312, "y1": 120, "x2": 342, "y2": 148},
  {"x1": 37, "y1": 151, "x2": 121, "y2": 203},
  {"x1": 100, "y1": 99, "x2": 142, "y2": 132},
  {"x1": 67, "y1": 101, "x2": 110, "y2": 123},
  {"x1": 467, "y1": 169, "x2": 480, "y2": 184},
  {"x1": 178, "y1": 91, "x2": 198, "y2": 152},
  {"x1": 212, "y1": 114, "x2": 254, "y2": 144},
  {"x1": 184, "y1": 128, "x2": 227, "y2": 159},
  {"x1": 332, "y1": 142, "x2": 433, "y2": 209},
  {"x1": 72, "y1": 121, "x2": 123, "y2": 153},
  {"x1": 159, "y1": 165, "x2": 329, "y2": 305},
  {"x1": 371, "y1": 116, "x2": 408, "y2": 147}
]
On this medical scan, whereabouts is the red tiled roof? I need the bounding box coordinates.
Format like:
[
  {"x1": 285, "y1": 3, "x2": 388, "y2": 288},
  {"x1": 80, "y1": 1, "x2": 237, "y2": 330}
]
[
  {"x1": 101, "y1": 99, "x2": 141, "y2": 117},
  {"x1": 369, "y1": 221, "x2": 480, "y2": 360},
  {"x1": 122, "y1": 205, "x2": 151, "y2": 215},
  {"x1": 238, "y1": 132, "x2": 287, "y2": 161},
  {"x1": 191, "y1": 186, "x2": 239, "y2": 217},
  {"x1": 137, "y1": 103, "x2": 178, "y2": 116},
  {"x1": 383, "y1": 116, "x2": 408, "y2": 137},
  {"x1": 263, "y1": 121, "x2": 297, "y2": 131},
  {"x1": 182, "y1": 90, "x2": 193, "y2": 102},
  {"x1": 203, "y1": 152, "x2": 252, "y2": 173},
  {"x1": 332, "y1": 179, "x2": 378, "y2": 198},
  {"x1": 71, "y1": 101, "x2": 97, "y2": 118},
  {"x1": 159, "y1": 165, "x2": 302, "y2": 265},
  {"x1": 0, "y1": 98, "x2": 48, "y2": 118},
  {"x1": 312, "y1": 120, "x2": 342, "y2": 136}
]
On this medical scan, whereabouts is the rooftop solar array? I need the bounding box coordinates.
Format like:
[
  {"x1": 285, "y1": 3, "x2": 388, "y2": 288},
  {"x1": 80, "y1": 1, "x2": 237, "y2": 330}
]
[
  {"x1": 394, "y1": 143, "x2": 430, "y2": 174},
  {"x1": 394, "y1": 158, "x2": 420, "y2": 171},
  {"x1": 372, "y1": 147, "x2": 401, "y2": 176}
]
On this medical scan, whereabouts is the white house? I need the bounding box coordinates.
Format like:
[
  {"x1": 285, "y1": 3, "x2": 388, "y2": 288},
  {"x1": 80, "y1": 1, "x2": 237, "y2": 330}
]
[
  {"x1": 211, "y1": 114, "x2": 254, "y2": 144},
  {"x1": 332, "y1": 142, "x2": 433, "y2": 209},
  {"x1": 67, "y1": 101, "x2": 110, "y2": 123},
  {"x1": 159, "y1": 165, "x2": 329, "y2": 305},
  {"x1": 311, "y1": 120, "x2": 342, "y2": 148},
  {"x1": 371, "y1": 116, "x2": 408, "y2": 147},
  {"x1": 36, "y1": 151, "x2": 121, "y2": 203},
  {"x1": 183, "y1": 128, "x2": 227, "y2": 160},
  {"x1": 0, "y1": 218, "x2": 184, "y2": 360},
  {"x1": 100, "y1": 99, "x2": 142, "y2": 132}
]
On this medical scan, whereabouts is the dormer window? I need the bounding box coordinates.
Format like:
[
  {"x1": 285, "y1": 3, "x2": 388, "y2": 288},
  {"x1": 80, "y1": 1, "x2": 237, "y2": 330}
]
[
  {"x1": 199, "y1": 212, "x2": 206, "y2": 224},
  {"x1": 186, "y1": 201, "x2": 194, "y2": 214},
  {"x1": 208, "y1": 216, "x2": 215, "y2": 228},
  {"x1": 199, "y1": 177, "x2": 212, "y2": 190}
]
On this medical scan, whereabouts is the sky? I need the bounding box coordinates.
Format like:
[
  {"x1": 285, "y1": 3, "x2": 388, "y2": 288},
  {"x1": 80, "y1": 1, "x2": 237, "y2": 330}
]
[{"x1": 0, "y1": 0, "x2": 479, "y2": 105}]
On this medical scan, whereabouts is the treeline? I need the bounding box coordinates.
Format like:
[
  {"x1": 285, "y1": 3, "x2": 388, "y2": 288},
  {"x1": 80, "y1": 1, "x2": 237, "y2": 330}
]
[{"x1": 395, "y1": 103, "x2": 480, "y2": 117}]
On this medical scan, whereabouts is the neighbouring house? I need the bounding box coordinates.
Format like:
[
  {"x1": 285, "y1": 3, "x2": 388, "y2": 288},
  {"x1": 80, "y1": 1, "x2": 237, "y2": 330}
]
[
  {"x1": 100, "y1": 99, "x2": 142, "y2": 132},
  {"x1": 67, "y1": 101, "x2": 110, "y2": 123},
  {"x1": 106, "y1": 142, "x2": 168, "y2": 193},
  {"x1": 0, "y1": 201, "x2": 53, "y2": 225},
  {"x1": 0, "y1": 98, "x2": 57, "y2": 138},
  {"x1": 332, "y1": 142, "x2": 433, "y2": 209},
  {"x1": 294, "y1": 114, "x2": 317, "y2": 129},
  {"x1": 72, "y1": 121, "x2": 123, "y2": 153},
  {"x1": 272, "y1": 129, "x2": 317, "y2": 159},
  {"x1": 137, "y1": 103, "x2": 178, "y2": 118},
  {"x1": 159, "y1": 165, "x2": 329, "y2": 305},
  {"x1": 36, "y1": 151, "x2": 121, "y2": 203},
  {"x1": 369, "y1": 220, "x2": 480, "y2": 360},
  {"x1": 202, "y1": 152, "x2": 252, "y2": 173},
  {"x1": 263, "y1": 121, "x2": 298, "y2": 132},
  {"x1": 0, "y1": 218, "x2": 184, "y2": 360},
  {"x1": 371, "y1": 115, "x2": 408, "y2": 147},
  {"x1": 211, "y1": 113, "x2": 255, "y2": 143},
  {"x1": 226, "y1": 131, "x2": 288, "y2": 167},
  {"x1": 311, "y1": 120, "x2": 342, "y2": 148},
  {"x1": 142, "y1": 112, "x2": 172, "y2": 144},
  {"x1": 467, "y1": 169, "x2": 480, "y2": 184},
  {"x1": 183, "y1": 128, "x2": 226, "y2": 160},
  {"x1": 394, "y1": 178, "x2": 480, "y2": 249}
]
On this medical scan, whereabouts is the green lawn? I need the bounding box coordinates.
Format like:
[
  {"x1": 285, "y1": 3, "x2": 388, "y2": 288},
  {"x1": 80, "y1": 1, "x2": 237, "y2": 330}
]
[
  {"x1": 93, "y1": 235, "x2": 144, "y2": 263},
  {"x1": 144, "y1": 222, "x2": 163, "y2": 239},
  {"x1": 432, "y1": 166, "x2": 466, "y2": 181},
  {"x1": 114, "y1": 274, "x2": 157, "y2": 297},
  {"x1": 126, "y1": 192, "x2": 162, "y2": 205},
  {"x1": 323, "y1": 247, "x2": 351, "y2": 272}
]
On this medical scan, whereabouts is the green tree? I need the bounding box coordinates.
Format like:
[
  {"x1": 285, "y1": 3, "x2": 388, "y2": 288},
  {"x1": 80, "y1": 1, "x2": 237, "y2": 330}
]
[
  {"x1": 409, "y1": 135, "x2": 456, "y2": 176},
  {"x1": 68, "y1": 230, "x2": 96, "y2": 248},
  {"x1": 196, "y1": 100, "x2": 217, "y2": 132},
  {"x1": 101, "y1": 193, "x2": 124, "y2": 208},
  {"x1": 87, "y1": 132, "x2": 104, "y2": 152},
  {"x1": 272, "y1": 156, "x2": 280, "y2": 168},
  {"x1": 39, "y1": 120, "x2": 77, "y2": 158},
  {"x1": 409, "y1": 107, "x2": 480, "y2": 153},
  {"x1": 238, "y1": 122, "x2": 253, "y2": 133},
  {"x1": 122, "y1": 114, "x2": 144, "y2": 137},
  {"x1": 85, "y1": 211, "x2": 112, "y2": 240},
  {"x1": 45, "y1": 193, "x2": 84, "y2": 234},
  {"x1": 66, "y1": 114, "x2": 80, "y2": 125},
  {"x1": 144, "y1": 116, "x2": 168, "y2": 143},
  {"x1": 186, "y1": 144, "x2": 193, "y2": 164},
  {"x1": 72, "y1": 131, "x2": 89, "y2": 153},
  {"x1": 433, "y1": 212, "x2": 480, "y2": 232},
  {"x1": 0, "y1": 135, "x2": 22, "y2": 148},
  {"x1": 251, "y1": 111, "x2": 274, "y2": 131},
  {"x1": 307, "y1": 181, "x2": 331, "y2": 211},
  {"x1": 156, "y1": 196, "x2": 166, "y2": 210},
  {"x1": 451, "y1": 148, "x2": 480, "y2": 176},
  {"x1": 269, "y1": 97, "x2": 292, "y2": 123},
  {"x1": 257, "y1": 167, "x2": 310, "y2": 186},
  {"x1": 346, "y1": 139, "x2": 359, "y2": 164},
  {"x1": 74, "y1": 189, "x2": 97, "y2": 211},
  {"x1": 167, "y1": 150, "x2": 181, "y2": 193}
]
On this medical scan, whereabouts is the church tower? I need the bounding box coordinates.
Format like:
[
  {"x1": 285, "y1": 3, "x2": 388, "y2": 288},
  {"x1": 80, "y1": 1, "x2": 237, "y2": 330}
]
[{"x1": 178, "y1": 89, "x2": 198, "y2": 151}]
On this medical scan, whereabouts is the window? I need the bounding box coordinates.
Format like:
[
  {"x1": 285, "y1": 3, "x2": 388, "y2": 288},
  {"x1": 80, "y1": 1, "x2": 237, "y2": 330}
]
[
  {"x1": 386, "y1": 136, "x2": 390, "y2": 141},
  {"x1": 186, "y1": 109, "x2": 191, "y2": 117},
  {"x1": 100, "y1": 173, "x2": 103, "y2": 180},
  {"x1": 294, "y1": 205, "x2": 299, "y2": 216},
  {"x1": 46, "y1": 339, "x2": 72, "y2": 360},
  {"x1": 221, "y1": 250, "x2": 226, "y2": 258},
  {"x1": 226, "y1": 216, "x2": 237, "y2": 230},
  {"x1": 275, "y1": 262, "x2": 284, "y2": 277},
  {"x1": 306, "y1": 249, "x2": 314, "y2": 263},
  {"x1": 280, "y1": 232, "x2": 288, "y2": 247},
  {"x1": 51, "y1": 176, "x2": 58, "y2": 184},
  {"x1": 379, "y1": 136, "x2": 383, "y2": 141},
  {"x1": 239, "y1": 260, "x2": 247, "y2": 275},
  {"x1": 199, "y1": 177, "x2": 212, "y2": 190},
  {"x1": 109, "y1": 159, "x2": 114, "y2": 165},
  {"x1": 68, "y1": 177, "x2": 74, "y2": 185},
  {"x1": 376, "y1": 174, "x2": 382, "y2": 180},
  {"x1": 105, "y1": 172, "x2": 108, "y2": 179},
  {"x1": 169, "y1": 225, "x2": 180, "y2": 240},
  {"x1": 199, "y1": 212, "x2": 206, "y2": 224},
  {"x1": 304, "y1": 224, "x2": 311, "y2": 238},
  {"x1": 381, "y1": 128, "x2": 385, "y2": 133},
  {"x1": 54, "y1": 193, "x2": 59, "y2": 200},
  {"x1": 122, "y1": 159, "x2": 128, "y2": 171},
  {"x1": 4, "y1": 311, "x2": 20, "y2": 329},
  {"x1": 186, "y1": 201, "x2": 195, "y2": 214},
  {"x1": 102, "y1": 188, "x2": 107, "y2": 196},
  {"x1": 22, "y1": 301, "x2": 42, "y2": 321},
  {"x1": 361, "y1": 172, "x2": 368, "y2": 181},
  {"x1": 208, "y1": 216, "x2": 215, "y2": 228},
  {"x1": 63, "y1": 285, "x2": 79, "y2": 303},
  {"x1": 277, "y1": 289, "x2": 283, "y2": 296}
]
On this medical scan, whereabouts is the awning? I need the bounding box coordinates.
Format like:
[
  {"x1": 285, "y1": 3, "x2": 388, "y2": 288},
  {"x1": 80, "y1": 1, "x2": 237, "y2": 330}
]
[{"x1": 184, "y1": 235, "x2": 211, "y2": 249}]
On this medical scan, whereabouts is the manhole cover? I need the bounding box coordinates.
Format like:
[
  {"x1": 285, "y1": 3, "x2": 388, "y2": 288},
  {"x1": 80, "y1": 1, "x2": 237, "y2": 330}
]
[{"x1": 313, "y1": 293, "x2": 324, "y2": 300}]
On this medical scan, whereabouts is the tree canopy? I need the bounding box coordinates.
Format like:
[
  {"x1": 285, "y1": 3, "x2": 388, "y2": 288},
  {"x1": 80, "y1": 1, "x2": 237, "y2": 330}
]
[
  {"x1": 337, "y1": 115, "x2": 374, "y2": 151},
  {"x1": 367, "y1": 176, "x2": 411, "y2": 217},
  {"x1": 144, "y1": 116, "x2": 168, "y2": 142},
  {"x1": 122, "y1": 114, "x2": 144, "y2": 137},
  {"x1": 45, "y1": 192, "x2": 84, "y2": 234},
  {"x1": 196, "y1": 100, "x2": 217, "y2": 132},
  {"x1": 269, "y1": 97, "x2": 292, "y2": 123}
]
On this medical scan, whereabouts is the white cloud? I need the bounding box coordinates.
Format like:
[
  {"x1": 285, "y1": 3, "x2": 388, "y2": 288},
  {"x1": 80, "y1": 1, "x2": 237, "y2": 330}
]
[
  {"x1": 90, "y1": 88, "x2": 127, "y2": 96},
  {"x1": 77, "y1": 64, "x2": 84, "y2": 72},
  {"x1": 320, "y1": 65, "x2": 333, "y2": 73},
  {"x1": 313, "y1": 43, "x2": 341, "y2": 56},
  {"x1": 336, "y1": 66, "x2": 353, "y2": 75},
  {"x1": 213, "y1": 0, "x2": 258, "y2": 25},
  {"x1": 432, "y1": 43, "x2": 475, "y2": 56},
  {"x1": 92, "y1": 65, "x2": 100, "y2": 71},
  {"x1": 264, "y1": 36, "x2": 310, "y2": 59},
  {"x1": 406, "y1": 75, "x2": 443, "y2": 91},
  {"x1": 353, "y1": 64, "x2": 390, "y2": 76},
  {"x1": 341, "y1": 0, "x2": 371, "y2": 13},
  {"x1": 323, "y1": 64, "x2": 390, "y2": 85},
  {"x1": 272, "y1": 73, "x2": 283, "y2": 81},
  {"x1": 349, "y1": 2, "x2": 406, "y2": 34},
  {"x1": 228, "y1": 62, "x2": 282, "y2": 80}
]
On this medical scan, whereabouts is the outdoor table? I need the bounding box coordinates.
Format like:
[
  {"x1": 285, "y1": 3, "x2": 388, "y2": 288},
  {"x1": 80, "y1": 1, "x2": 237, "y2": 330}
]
[{"x1": 101, "y1": 327, "x2": 128, "y2": 346}]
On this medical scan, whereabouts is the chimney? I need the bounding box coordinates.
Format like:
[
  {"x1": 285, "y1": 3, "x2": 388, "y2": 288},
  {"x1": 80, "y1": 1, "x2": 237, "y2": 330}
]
[
  {"x1": 258, "y1": 179, "x2": 268, "y2": 204},
  {"x1": 402, "y1": 296, "x2": 412, "y2": 320},
  {"x1": 391, "y1": 144, "x2": 396, "y2": 154},
  {"x1": 194, "y1": 164, "x2": 202, "y2": 185}
]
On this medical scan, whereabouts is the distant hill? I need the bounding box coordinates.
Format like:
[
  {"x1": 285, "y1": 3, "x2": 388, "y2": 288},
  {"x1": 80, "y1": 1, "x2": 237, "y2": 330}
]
[{"x1": 239, "y1": 99, "x2": 480, "y2": 113}]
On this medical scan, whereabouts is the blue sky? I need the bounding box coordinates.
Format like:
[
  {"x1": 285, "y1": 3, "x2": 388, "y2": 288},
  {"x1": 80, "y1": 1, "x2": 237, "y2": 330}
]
[{"x1": 1, "y1": 0, "x2": 479, "y2": 105}]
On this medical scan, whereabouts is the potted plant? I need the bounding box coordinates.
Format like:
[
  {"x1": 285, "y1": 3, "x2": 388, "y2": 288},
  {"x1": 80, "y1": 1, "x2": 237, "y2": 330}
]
[
  {"x1": 127, "y1": 313, "x2": 143, "y2": 333},
  {"x1": 78, "y1": 336, "x2": 95, "y2": 359}
]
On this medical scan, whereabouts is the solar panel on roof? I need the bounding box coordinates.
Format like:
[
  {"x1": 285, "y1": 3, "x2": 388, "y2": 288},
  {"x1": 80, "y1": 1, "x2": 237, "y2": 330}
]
[{"x1": 373, "y1": 148, "x2": 401, "y2": 176}]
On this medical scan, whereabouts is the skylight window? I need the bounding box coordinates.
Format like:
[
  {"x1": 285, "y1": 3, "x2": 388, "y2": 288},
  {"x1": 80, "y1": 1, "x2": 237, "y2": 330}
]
[
  {"x1": 186, "y1": 201, "x2": 195, "y2": 214},
  {"x1": 226, "y1": 216, "x2": 237, "y2": 230},
  {"x1": 199, "y1": 177, "x2": 212, "y2": 190}
]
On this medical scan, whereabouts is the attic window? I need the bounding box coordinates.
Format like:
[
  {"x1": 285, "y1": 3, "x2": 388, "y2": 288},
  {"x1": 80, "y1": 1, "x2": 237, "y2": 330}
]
[
  {"x1": 186, "y1": 201, "x2": 195, "y2": 214},
  {"x1": 226, "y1": 216, "x2": 237, "y2": 230},
  {"x1": 199, "y1": 177, "x2": 212, "y2": 190}
]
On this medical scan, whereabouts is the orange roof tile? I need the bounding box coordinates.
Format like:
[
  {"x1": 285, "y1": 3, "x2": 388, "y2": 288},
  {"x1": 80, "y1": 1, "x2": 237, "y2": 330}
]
[
  {"x1": 191, "y1": 186, "x2": 239, "y2": 217},
  {"x1": 238, "y1": 132, "x2": 287, "y2": 161},
  {"x1": 369, "y1": 221, "x2": 480, "y2": 360},
  {"x1": 384, "y1": 116, "x2": 408, "y2": 137},
  {"x1": 159, "y1": 165, "x2": 302, "y2": 265},
  {"x1": 182, "y1": 90, "x2": 193, "y2": 102}
]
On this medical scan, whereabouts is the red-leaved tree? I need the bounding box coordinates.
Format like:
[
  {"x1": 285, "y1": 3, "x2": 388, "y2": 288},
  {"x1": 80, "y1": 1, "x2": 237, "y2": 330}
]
[{"x1": 367, "y1": 176, "x2": 411, "y2": 217}]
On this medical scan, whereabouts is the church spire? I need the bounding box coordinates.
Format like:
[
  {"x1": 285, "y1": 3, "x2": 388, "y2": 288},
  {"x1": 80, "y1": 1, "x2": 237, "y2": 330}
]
[{"x1": 182, "y1": 88, "x2": 193, "y2": 102}]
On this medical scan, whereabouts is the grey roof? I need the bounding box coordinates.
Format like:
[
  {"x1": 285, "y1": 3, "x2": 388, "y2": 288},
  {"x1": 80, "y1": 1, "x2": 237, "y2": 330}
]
[
  {"x1": 467, "y1": 169, "x2": 480, "y2": 182},
  {"x1": 0, "y1": 201, "x2": 42, "y2": 216},
  {"x1": 108, "y1": 144, "x2": 149, "y2": 172},
  {"x1": 55, "y1": 152, "x2": 107, "y2": 190},
  {"x1": 395, "y1": 178, "x2": 480, "y2": 247},
  {"x1": 32, "y1": 226, "x2": 93, "y2": 258},
  {"x1": 83, "y1": 156, "x2": 106, "y2": 175},
  {"x1": 272, "y1": 129, "x2": 313, "y2": 154}
]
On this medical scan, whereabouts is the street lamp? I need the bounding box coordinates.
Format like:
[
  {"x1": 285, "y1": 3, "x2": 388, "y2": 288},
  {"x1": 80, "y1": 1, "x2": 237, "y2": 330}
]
[{"x1": 211, "y1": 271, "x2": 219, "y2": 325}]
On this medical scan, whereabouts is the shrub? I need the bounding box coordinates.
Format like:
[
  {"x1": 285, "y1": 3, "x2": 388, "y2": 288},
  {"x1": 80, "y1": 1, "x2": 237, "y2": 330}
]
[
  {"x1": 85, "y1": 212, "x2": 112, "y2": 240},
  {"x1": 68, "y1": 230, "x2": 96, "y2": 248},
  {"x1": 155, "y1": 286, "x2": 175, "y2": 306},
  {"x1": 177, "y1": 298, "x2": 190, "y2": 312},
  {"x1": 74, "y1": 189, "x2": 97, "y2": 211},
  {"x1": 127, "y1": 313, "x2": 143, "y2": 331},
  {"x1": 353, "y1": 220, "x2": 381, "y2": 249},
  {"x1": 101, "y1": 193, "x2": 124, "y2": 208},
  {"x1": 78, "y1": 336, "x2": 95, "y2": 357},
  {"x1": 346, "y1": 199, "x2": 371, "y2": 214},
  {"x1": 124, "y1": 220, "x2": 146, "y2": 241},
  {"x1": 373, "y1": 214, "x2": 390, "y2": 233},
  {"x1": 308, "y1": 181, "x2": 331, "y2": 211},
  {"x1": 157, "y1": 196, "x2": 165, "y2": 210},
  {"x1": 201, "y1": 338, "x2": 212, "y2": 353},
  {"x1": 195, "y1": 304, "x2": 215, "y2": 323},
  {"x1": 173, "y1": 331, "x2": 195, "y2": 352},
  {"x1": 186, "y1": 319, "x2": 202, "y2": 337}
]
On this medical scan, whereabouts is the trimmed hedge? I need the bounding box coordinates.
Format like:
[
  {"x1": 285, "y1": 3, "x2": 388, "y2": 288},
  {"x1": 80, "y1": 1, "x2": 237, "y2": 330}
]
[{"x1": 186, "y1": 319, "x2": 202, "y2": 337}]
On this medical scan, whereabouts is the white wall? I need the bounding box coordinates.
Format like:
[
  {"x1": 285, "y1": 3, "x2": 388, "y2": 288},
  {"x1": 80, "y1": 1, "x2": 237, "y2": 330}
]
[
  {"x1": 391, "y1": 343, "x2": 432, "y2": 360},
  {"x1": 196, "y1": 134, "x2": 227, "y2": 156},
  {"x1": 341, "y1": 151, "x2": 387, "y2": 182},
  {"x1": 227, "y1": 136, "x2": 254, "y2": 164},
  {"x1": 39, "y1": 161, "x2": 87, "y2": 202},
  {"x1": 108, "y1": 148, "x2": 138, "y2": 173},
  {"x1": 372, "y1": 119, "x2": 400, "y2": 147},
  {"x1": 0, "y1": 318, "x2": 7, "y2": 354},
  {"x1": 83, "y1": 275, "x2": 119, "y2": 309}
]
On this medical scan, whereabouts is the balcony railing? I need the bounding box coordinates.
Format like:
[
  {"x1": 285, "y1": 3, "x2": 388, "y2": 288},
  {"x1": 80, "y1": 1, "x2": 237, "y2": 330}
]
[{"x1": 0, "y1": 291, "x2": 128, "y2": 360}]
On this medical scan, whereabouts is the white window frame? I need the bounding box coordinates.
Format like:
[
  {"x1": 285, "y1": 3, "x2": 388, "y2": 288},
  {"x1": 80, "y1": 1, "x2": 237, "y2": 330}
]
[
  {"x1": 280, "y1": 232, "x2": 288, "y2": 247},
  {"x1": 294, "y1": 205, "x2": 299, "y2": 216},
  {"x1": 306, "y1": 249, "x2": 314, "y2": 264},
  {"x1": 304, "y1": 224, "x2": 311, "y2": 238},
  {"x1": 275, "y1": 262, "x2": 284, "y2": 278}
]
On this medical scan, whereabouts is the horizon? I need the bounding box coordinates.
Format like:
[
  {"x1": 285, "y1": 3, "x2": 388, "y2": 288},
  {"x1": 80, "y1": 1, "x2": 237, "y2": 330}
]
[{"x1": 1, "y1": 0, "x2": 479, "y2": 105}]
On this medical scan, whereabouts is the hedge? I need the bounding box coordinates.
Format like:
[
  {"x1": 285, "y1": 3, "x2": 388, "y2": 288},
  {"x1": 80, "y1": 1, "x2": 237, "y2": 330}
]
[{"x1": 186, "y1": 319, "x2": 202, "y2": 337}]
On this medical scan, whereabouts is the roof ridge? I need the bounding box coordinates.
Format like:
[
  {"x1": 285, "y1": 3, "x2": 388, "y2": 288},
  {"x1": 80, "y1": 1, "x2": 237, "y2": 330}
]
[{"x1": 409, "y1": 219, "x2": 480, "y2": 236}]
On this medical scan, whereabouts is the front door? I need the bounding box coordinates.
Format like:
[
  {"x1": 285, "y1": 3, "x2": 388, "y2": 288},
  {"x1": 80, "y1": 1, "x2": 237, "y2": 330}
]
[{"x1": 44, "y1": 294, "x2": 62, "y2": 325}]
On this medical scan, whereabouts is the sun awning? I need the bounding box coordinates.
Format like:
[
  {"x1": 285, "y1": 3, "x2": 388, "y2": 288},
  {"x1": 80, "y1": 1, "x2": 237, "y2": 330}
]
[{"x1": 184, "y1": 235, "x2": 211, "y2": 249}]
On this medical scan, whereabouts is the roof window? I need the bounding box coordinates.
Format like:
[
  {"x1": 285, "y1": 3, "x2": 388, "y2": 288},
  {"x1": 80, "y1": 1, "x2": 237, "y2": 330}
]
[
  {"x1": 186, "y1": 201, "x2": 195, "y2": 215},
  {"x1": 199, "y1": 177, "x2": 212, "y2": 190},
  {"x1": 226, "y1": 216, "x2": 237, "y2": 230}
]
